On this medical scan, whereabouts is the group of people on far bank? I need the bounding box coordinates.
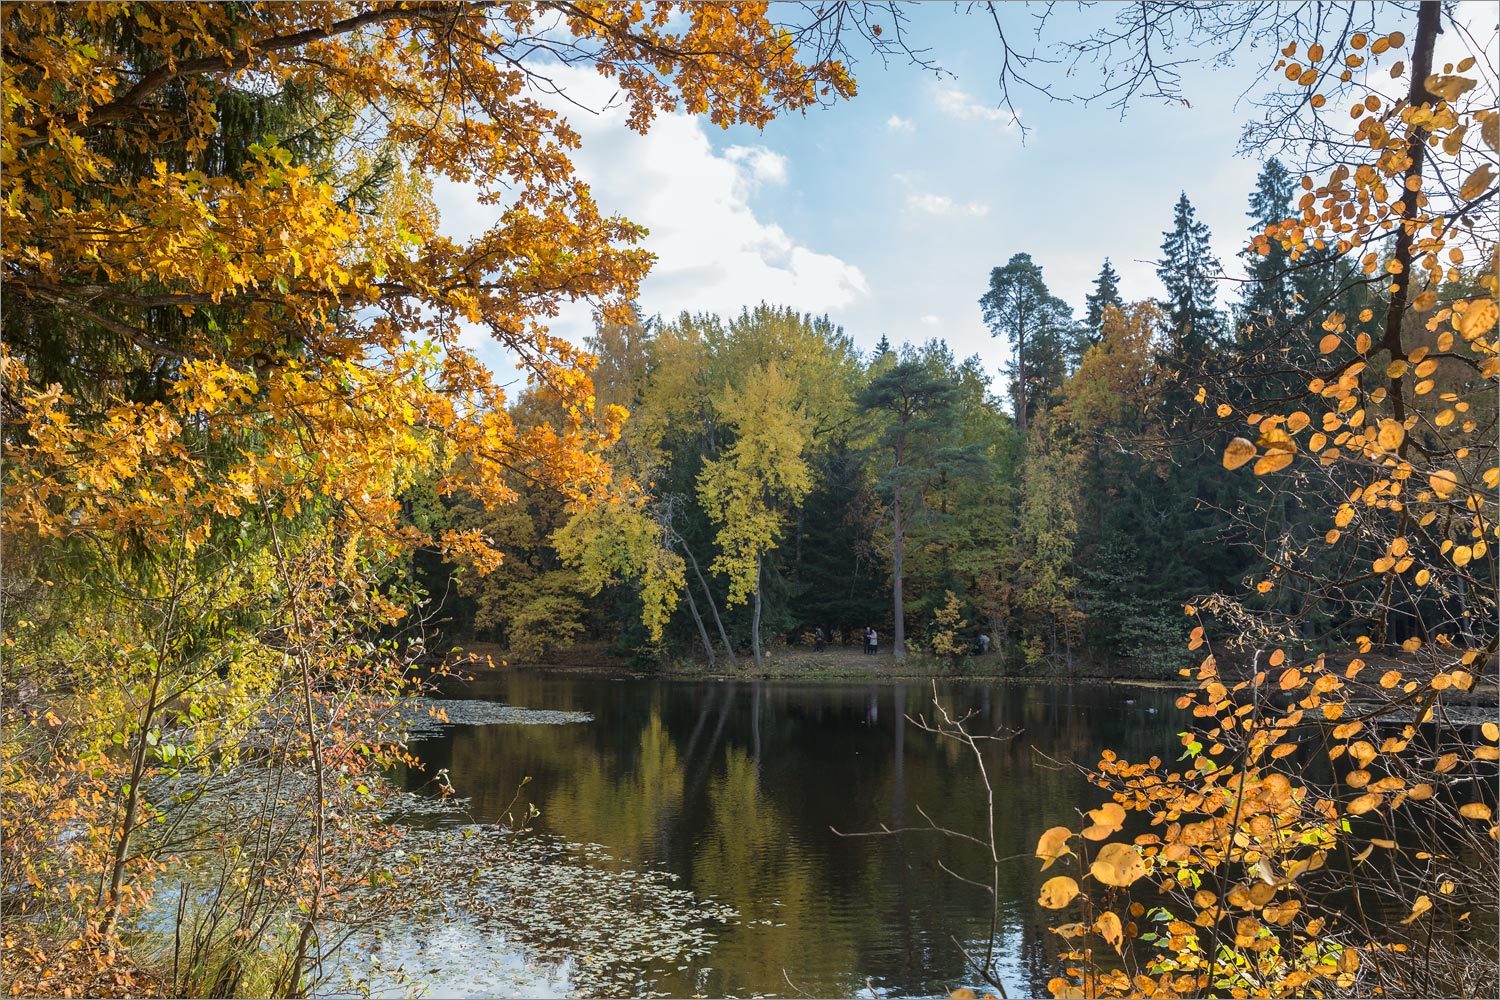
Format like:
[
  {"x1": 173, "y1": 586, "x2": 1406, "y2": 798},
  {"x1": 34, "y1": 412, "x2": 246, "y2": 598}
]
[
  {"x1": 810, "y1": 626, "x2": 991, "y2": 656},
  {"x1": 809, "y1": 626, "x2": 878, "y2": 653}
]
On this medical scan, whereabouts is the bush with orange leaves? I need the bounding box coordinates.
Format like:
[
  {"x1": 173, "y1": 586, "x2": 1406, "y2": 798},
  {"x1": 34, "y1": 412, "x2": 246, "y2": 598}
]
[{"x1": 1034, "y1": 7, "x2": 1497, "y2": 999}]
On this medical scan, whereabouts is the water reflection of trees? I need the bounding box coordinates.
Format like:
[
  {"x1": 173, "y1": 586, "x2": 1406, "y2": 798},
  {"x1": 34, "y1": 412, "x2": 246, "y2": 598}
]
[{"x1": 406, "y1": 675, "x2": 1185, "y2": 997}]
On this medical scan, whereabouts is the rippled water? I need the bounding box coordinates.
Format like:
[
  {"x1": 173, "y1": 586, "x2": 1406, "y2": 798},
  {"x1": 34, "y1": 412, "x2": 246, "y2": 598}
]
[{"x1": 394, "y1": 672, "x2": 1184, "y2": 998}]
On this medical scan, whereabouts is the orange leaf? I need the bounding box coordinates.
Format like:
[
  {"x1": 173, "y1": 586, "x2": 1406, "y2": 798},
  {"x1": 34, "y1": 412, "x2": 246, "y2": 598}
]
[
  {"x1": 1039, "y1": 875, "x2": 1081, "y2": 909},
  {"x1": 1091, "y1": 843, "x2": 1147, "y2": 887},
  {"x1": 1223, "y1": 437, "x2": 1256, "y2": 470}
]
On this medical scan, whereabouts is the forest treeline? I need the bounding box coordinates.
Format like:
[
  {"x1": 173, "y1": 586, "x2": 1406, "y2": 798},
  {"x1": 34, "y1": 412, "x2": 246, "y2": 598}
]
[{"x1": 422, "y1": 161, "x2": 1486, "y2": 674}]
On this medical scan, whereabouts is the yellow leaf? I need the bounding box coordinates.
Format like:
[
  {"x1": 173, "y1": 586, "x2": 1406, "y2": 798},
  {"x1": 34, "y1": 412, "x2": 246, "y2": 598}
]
[
  {"x1": 1036, "y1": 826, "x2": 1075, "y2": 870},
  {"x1": 1402, "y1": 895, "x2": 1433, "y2": 924},
  {"x1": 1460, "y1": 164, "x2": 1496, "y2": 201},
  {"x1": 1223, "y1": 437, "x2": 1256, "y2": 470},
  {"x1": 1039, "y1": 875, "x2": 1081, "y2": 909},
  {"x1": 1425, "y1": 74, "x2": 1477, "y2": 102},
  {"x1": 1091, "y1": 843, "x2": 1147, "y2": 887},
  {"x1": 1254, "y1": 451, "x2": 1294, "y2": 475},
  {"x1": 1429, "y1": 470, "x2": 1459, "y2": 497},
  {"x1": 1083, "y1": 802, "x2": 1127, "y2": 841},
  {"x1": 1377, "y1": 418, "x2": 1404, "y2": 450},
  {"x1": 1217, "y1": 403, "x2": 1233, "y2": 418},
  {"x1": 1318, "y1": 333, "x2": 1340, "y2": 353},
  {"x1": 1094, "y1": 910, "x2": 1124, "y2": 954},
  {"x1": 1454, "y1": 298, "x2": 1498, "y2": 338}
]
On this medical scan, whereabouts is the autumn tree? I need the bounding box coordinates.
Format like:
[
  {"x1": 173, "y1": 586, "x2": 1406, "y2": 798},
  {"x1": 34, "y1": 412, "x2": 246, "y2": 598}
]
[
  {"x1": 697, "y1": 363, "x2": 814, "y2": 669},
  {"x1": 1, "y1": 3, "x2": 871, "y2": 992}
]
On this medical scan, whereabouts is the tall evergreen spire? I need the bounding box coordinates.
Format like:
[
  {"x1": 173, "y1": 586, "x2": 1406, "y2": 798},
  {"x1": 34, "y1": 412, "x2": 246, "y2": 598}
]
[
  {"x1": 1085, "y1": 258, "x2": 1125, "y2": 335},
  {"x1": 1241, "y1": 159, "x2": 1300, "y2": 330},
  {"x1": 1157, "y1": 192, "x2": 1222, "y2": 362}
]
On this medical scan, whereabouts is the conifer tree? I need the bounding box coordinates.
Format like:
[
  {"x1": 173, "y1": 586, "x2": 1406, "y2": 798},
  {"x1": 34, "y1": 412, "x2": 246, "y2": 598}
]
[
  {"x1": 1084, "y1": 259, "x2": 1125, "y2": 338},
  {"x1": 859, "y1": 353, "x2": 962, "y2": 662},
  {"x1": 979, "y1": 253, "x2": 1072, "y2": 434},
  {"x1": 1157, "y1": 193, "x2": 1223, "y2": 363},
  {"x1": 1240, "y1": 159, "x2": 1301, "y2": 330}
]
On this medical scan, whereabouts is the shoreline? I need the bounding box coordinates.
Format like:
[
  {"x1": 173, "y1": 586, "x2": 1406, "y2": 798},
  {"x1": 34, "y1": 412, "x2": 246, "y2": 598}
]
[{"x1": 438, "y1": 643, "x2": 1500, "y2": 708}]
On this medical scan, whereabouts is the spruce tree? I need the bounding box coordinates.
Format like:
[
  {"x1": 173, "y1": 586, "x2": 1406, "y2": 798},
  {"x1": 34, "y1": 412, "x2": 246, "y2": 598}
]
[
  {"x1": 1073, "y1": 258, "x2": 1126, "y2": 366},
  {"x1": 1084, "y1": 258, "x2": 1125, "y2": 336},
  {"x1": 1157, "y1": 193, "x2": 1223, "y2": 363},
  {"x1": 1240, "y1": 159, "x2": 1300, "y2": 330}
]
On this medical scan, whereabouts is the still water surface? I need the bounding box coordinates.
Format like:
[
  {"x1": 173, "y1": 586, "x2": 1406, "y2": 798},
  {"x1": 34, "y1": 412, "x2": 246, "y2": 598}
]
[{"x1": 400, "y1": 672, "x2": 1183, "y2": 998}]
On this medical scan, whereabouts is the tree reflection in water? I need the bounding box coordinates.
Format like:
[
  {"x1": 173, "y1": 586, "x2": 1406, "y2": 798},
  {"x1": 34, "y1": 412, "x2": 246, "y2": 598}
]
[{"x1": 403, "y1": 673, "x2": 1181, "y2": 997}]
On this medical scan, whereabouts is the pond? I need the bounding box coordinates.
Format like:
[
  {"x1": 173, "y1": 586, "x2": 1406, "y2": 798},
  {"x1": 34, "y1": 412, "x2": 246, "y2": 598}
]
[{"x1": 386, "y1": 672, "x2": 1185, "y2": 998}]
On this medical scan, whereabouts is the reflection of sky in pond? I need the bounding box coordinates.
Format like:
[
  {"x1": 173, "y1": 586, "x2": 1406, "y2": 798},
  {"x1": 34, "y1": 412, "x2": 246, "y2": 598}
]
[
  {"x1": 385, "y1": 674, "x2": 1185, "y2": 998},
  {"x1": 317, "y1": 920, "x2": 570, "y2": 999}
]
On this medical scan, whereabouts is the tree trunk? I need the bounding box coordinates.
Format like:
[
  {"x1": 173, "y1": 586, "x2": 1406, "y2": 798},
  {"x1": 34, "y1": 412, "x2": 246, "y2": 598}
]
[
  {"x1": 751, "y1": 554, "x2": 763, "y2": 670},
  {"x1": 892, "y1": 486, "x2": 905, "y2": 662},
  {"x1": 682, "y1": 540, "x2": 736, "y2": 664},
  {"x1": 1016, "y1": 331, "x2": 1029, "y2": 435},
  {"x1": 680, "y1": 577, "x2": 715, "y2": 668}
]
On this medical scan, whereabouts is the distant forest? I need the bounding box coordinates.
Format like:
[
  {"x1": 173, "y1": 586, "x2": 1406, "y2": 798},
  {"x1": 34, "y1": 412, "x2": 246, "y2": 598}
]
[{"x1": 417, "y1": 159, "x2": 1487, "y2": 675}]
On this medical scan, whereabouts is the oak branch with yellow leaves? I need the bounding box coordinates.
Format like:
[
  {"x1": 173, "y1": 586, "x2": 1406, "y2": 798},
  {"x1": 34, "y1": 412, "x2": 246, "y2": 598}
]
[{"x1": 0, "y1": 4, "x2": 861, "y2": 995}]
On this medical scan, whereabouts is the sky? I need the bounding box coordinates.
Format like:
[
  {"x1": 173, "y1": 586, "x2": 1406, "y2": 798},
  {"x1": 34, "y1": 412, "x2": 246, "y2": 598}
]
[{"x1": 430, "y1": 3, "x2": 1485, "y2": 383}]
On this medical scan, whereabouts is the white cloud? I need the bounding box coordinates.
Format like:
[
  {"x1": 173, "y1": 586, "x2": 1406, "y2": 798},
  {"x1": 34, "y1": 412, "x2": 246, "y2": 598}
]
[
  {"x1": 724, "y1": 144, "x2": 789, "y2": 189},
  {"x1": 933, "y1": 83, "x2": 1015, "y2": 125},
  {"x1": 907, "y1": 192, "x2": 956, "y2": 215},
  {"x1": 906, "y1": 192, "x2": 991, "y2": 217},
  {"x1": 428, "y1": 68, "x2": 866, "y2": 370},
  {"x1": 920, "y1": 314, "x2": 941, "y2": 327},
  {"x1": 886, "y1": 114, "x2": 914, "y2": 132}
]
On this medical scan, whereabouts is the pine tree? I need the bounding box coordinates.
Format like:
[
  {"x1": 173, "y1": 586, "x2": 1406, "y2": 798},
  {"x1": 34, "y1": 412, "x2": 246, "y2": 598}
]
[
  {"x1": 979, "y1": 253, "x2": 1072, "y2": 434},
  {"x1": 859, "y1": 351, "x2": 962, "y2": 662},
  {"x1": 1157, "y1": 193, "x2": 1223, "y2": 363}
]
